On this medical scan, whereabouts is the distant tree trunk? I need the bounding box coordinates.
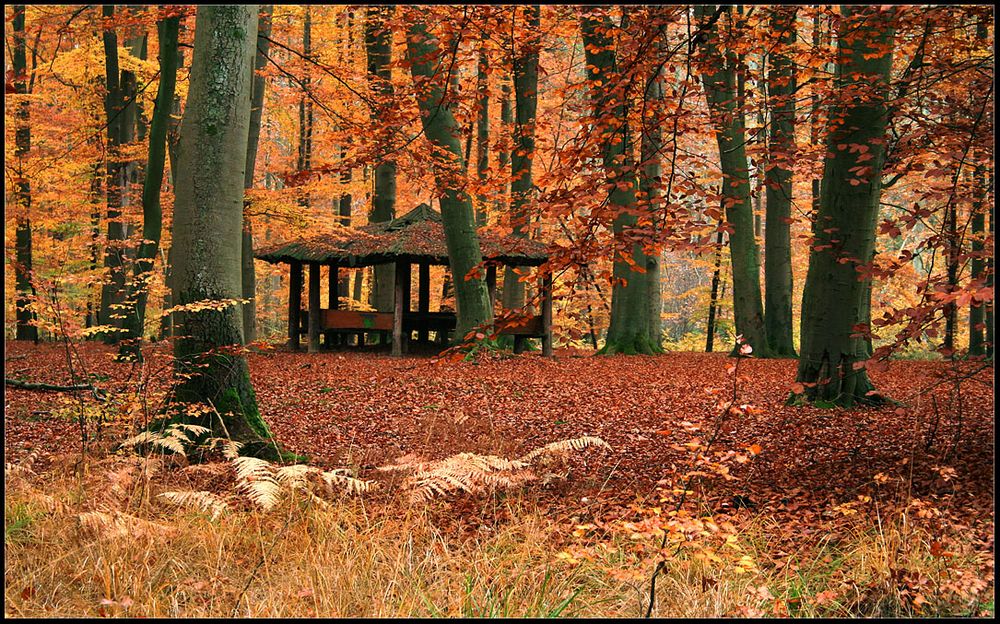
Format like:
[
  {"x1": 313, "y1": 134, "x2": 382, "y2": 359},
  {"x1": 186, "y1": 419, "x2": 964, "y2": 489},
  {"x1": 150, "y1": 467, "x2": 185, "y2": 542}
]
[
  {"x1": 338, "y1": 144, "x2": 353, "y2": 300},
  {"x1": 296, "y1": 6, "x2": 313, "y2": 210},
  {"x1": 639, "y1": 27, "x2": 665, "y2": 346},
  {"x1": 161, "y1": 19, "x2": 187, "y2": 340},
  {"x1": 583, "y1": 10, "x2": 660, "y2": 355},
  {"x1": 405, "y1": 16, "x2": 493, "y2": 339},
  {"x1": 99, "y1": 5, "x2": 128, "y2": 341},
  {"x1": 12, "y1": 5, "x2": 37, "y2": 342},
  {"x1": 706, "y1": 225, "x2": 724, "y2": 352},
  {"x1": 968, "y1": 168, "x2": 986, "y2": 355},
  {"x1": 475, "y1": 35, "x2": 490, "y2": 227},
  {"x1": 241, "y1": 5, "x2": 272, "y2": 345},
  {"x1": 943, "y1": 170, "x2": 960, "y2": 357},
  {"x1": 366, "y1": 6, "x2": 397, "y2": 314},
  {"x1": 794, "y1": 6, "x2": 896, "y2": 406},
  {"x1": 118, "y1": 13, "x2": 181, "y2": 359},
  {"x1": 695, "y1": 5, "x2": 770, "y2": 357},
  {"x1": 763, "y1": 6, "x2": 797, "y2": 357},
  {"x1": 503, "y1": 6, "x2": 539, "y2": 312},
  {"x1": 986, "y1": 178, "x2": 995, "y2": 359},
  {"x1": 169, "y1": 6, "x2": 278, "y2": 458}
]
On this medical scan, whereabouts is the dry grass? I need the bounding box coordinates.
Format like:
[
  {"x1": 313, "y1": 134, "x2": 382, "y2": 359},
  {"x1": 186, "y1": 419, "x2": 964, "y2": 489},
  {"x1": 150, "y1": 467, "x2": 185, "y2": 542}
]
[{"x1": 4, "y1": 452, "x2": 992, "y2": 618}]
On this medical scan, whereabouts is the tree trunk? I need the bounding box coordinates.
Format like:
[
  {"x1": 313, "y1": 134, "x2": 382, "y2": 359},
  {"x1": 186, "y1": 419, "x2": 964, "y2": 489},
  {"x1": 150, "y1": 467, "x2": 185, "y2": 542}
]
[
  {"x1": 502, "y1": 5, "x2": 539, "y2": 313},
  {"x1": 366, "y1": 6, "x2": 397, "y2": 314},
  {"x1": 582, "y1": 10, "x2": 660, "y2": 355},
  {"x1": 763, "y1": 6, "x2": 797, "y2": 357},
  {"x1": 969, "y1": 163, "x2": 987, "y2": 355},
  {"x1": 706, "y1": 227, "x2": 725, "y2": 352},
  {"x1": 475, "y1": 35, "x2": 490, "y2": 227},
  {"x1": 695, "y1": 5, "x2": 770, "y2": 357},
  {"x1": 794, "y1": 7, "x2": 896, "y2": 407},
  {"x1": 169, "y1": 6, "x2": 278, "y2": 458},
  {"x1": 12, "y1": 4, "x2": 38, "y2": 342},
  {"x1": 99, "y1": 5, "x2": 128, "y2": 341},
  {"x1": 118, "y1": 13, "x2": 181, "y2": 359},
  {"x1": 405, "y1": 16, "x2": 493, "y2": 340},
  {"x1": 241, "y1": 5, "x2": 273, "y2": 345}
]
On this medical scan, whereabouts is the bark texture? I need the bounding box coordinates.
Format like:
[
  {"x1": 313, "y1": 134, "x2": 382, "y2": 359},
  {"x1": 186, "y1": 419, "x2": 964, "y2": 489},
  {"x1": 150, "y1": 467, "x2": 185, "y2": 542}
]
[
  {"x1": 794, "y1": 7, "x2": 896, "y2": 406},
  {"x1": 118, "y1": 15, "x2": 181, "y2": 359},
  {"x1": 241, "y1": 5, "x2": 273, "y2": 344},
  {"x1": 763, "y1": 7, "x2": 797, "y2": 357},
  {"x1": 12, "y1": 5, "x2": 37, "y2": 342},
  {"x1": 405, "y1": 16, "x2": 493, "y2": 340},
  {"x1": 169, "y1": 6, "x2": 277, "y2": 457},
  {"x1": 695, "y1": 5, "x2": 770, "y2": 357},
  {"x1": 582, "y1": 10, "x2": 661, "y2": 355}
]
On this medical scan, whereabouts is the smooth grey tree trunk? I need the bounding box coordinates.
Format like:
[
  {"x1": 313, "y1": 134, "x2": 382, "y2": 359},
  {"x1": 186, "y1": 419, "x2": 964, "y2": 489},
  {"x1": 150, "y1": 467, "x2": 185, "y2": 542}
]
[
  {"x1": 794, "y1": 6, "x2": 896, "y2": 407},
  {"x1": 405, "y1": 16, "x2": 493, "y2": 340},
  {"x1": 241, "y1": 5, "x2": 272, "y2": 345},
  {"x1": 502, "y1": 5, "x2": 540, "y2": 313},
  {"x1": 169, "y1": 6, "x2": 279, "y2": 458},
  {"x1": 695, "y1": 5, "x2": 770, "y2": 357},
  {"x1": 763, "y1": 6, "x2": 797, "y2": 357},
  {"x1": 582, "y1": 9, "x2": 661, "y2": 355},
  {"x1": 118, "y1": 14, "x2": 181, "y2": 360},
  {"x1": 366, "y1": 6, "x2": 397, "y2": 314}
]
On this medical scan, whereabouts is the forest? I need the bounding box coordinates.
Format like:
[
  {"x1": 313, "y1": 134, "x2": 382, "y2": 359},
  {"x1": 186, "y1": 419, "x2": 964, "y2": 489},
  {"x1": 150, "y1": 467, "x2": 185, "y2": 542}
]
[{"x1": 3, "y1": 4, "x2": 995, "y2": 618}]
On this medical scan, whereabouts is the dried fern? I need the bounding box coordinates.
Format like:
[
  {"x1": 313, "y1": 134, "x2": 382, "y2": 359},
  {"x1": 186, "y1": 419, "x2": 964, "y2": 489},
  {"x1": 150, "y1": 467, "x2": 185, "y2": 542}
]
[
  {"x1": 520, "y1": 436, "x2": 611, "y2": 462},
  {"x1": 381, "y1": 435, "x2": 610, "y2": 501},
  {"x1": 232, "y1": 456, "x2": 282, "y2": 511},
  {"x1": 321, "y1": 469, "x2": 378, "y2": 496},
  {"x1": 159, "y1": 491, "x2": 230, "y2": 520},
  {"x1": 121, "y1": 424, "x2": 211, "y2": 456}
]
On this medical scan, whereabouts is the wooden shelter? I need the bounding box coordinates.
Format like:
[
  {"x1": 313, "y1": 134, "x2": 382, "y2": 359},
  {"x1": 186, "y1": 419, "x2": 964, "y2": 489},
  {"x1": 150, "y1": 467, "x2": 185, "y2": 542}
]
[{"x1": 255, "y1": 204, "x2": 552, "y2": 356}]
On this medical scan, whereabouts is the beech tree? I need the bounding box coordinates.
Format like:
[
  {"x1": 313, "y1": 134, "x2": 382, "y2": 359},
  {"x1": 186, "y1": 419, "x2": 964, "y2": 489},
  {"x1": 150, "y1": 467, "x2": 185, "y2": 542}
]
[
  {"x1": 11, "y1": 4, "x2": 37, "y2": 342},
  {"x1": 794, "y1": 7, "x2": 897, "y2": 406},
  {"x1": 169, "y1": 5, "x2": 278, "y2": 456},
  {"x1": 405, "y1": 12, "x2": 493, "y2": 339},
  {"x1": 763, "y1": 6, "x2": 798, "y2": 357},
  {"x1": 694, "y1": 5, "x2": 770, "y2": 357},
  {"x1": 582, "y1": 8, "x2": 661, "y2": 355},
  {"x1": 365, "y1": 5, "x2": 397, "y2": 314},
  {"x1": 502, "y1": 5, "x2": 540, "y2": 312},
  {"x1": 118, "y1": 11, "x2": 181, "y2": 359},
  {"x1": 241, "y1": 5, "x2": 273, "y2": 345}
]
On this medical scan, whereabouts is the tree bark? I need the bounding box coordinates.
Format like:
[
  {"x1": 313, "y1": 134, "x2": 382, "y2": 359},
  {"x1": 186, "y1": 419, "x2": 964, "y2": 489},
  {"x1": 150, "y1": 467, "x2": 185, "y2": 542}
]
[
  {"x1": 366, "y1": 6, "x2": 397, "y2": 315},
  {"x1": 582, "y1": 9, "x2": 661, "y2": 355},
  {"x1": 794, "y1": 6, "x2": 896, "y2": 406},
  {"x1": 241, "y1": 5, "x2": 273, "y2": 345},
  {"x1": 502, "y1": 5, "x2": 540, "y2": 313},
  {"x1": 169, "y1": 6, "x2": 278, "y2": 458},
  {"x1": 11, "y1": 5, "x2": 38, "y2": 342},
  {"x1": 475, "y1": 35, "x2": 490, "y2": 227},
  {"x1": 695, "y1": 5, "x2": 770, "y2": 357},
  {"x1": 763, "y1": 6, "x2": 797, "y2": 357},
  {"x1": 118, "y1": 13, "x2": 181, "y2": 359},
  {"x1": 405, "y1": 15, "x2": 493, "y2": 340}
]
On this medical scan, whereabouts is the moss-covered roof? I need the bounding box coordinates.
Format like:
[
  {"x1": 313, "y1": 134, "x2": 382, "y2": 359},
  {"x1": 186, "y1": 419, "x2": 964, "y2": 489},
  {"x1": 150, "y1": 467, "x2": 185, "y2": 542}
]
[{"x1": 255, "y1": 204, "x2": 548, "y2": 267}]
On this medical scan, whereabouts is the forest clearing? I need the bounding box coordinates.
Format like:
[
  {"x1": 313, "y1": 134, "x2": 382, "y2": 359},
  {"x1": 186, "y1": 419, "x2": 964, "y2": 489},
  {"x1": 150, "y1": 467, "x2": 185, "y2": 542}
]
[{"x1": 4, "y1": 4, "x2": 995, "y2": 619}]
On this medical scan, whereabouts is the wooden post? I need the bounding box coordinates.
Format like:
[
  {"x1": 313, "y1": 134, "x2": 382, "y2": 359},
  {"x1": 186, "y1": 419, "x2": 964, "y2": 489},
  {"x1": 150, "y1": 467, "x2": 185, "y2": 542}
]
[
  {"x1": 288, "y1": 261, "x2": 302, "y2": 350},
  {"x1": 392, "y1": 261, "x2": 405, "y2": 356},
  {"x1": 418, "y1": 262, "x2": 430, "y2": 342},
  {"x1": 328, "y1": 263, "x2": 339, "y2": 309},
  {"x1": 326, "y1": 264, "x2": 338, "y2": 348},
  {"x1": 486, "y1": 265, "x2": 497, "y2": 310},
  {"x1": 308, "y1": 262, "x2": 321, "y2": 353},
  {"x1": 541, "y1": 273, "x2": 553, "y2": 357}
]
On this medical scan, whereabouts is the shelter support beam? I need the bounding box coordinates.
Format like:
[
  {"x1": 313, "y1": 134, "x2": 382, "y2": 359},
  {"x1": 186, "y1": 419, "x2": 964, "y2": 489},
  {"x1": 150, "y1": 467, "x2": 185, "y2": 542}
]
[{"x1": 288, "y1": 261, "x2": 302, "y2": 350}]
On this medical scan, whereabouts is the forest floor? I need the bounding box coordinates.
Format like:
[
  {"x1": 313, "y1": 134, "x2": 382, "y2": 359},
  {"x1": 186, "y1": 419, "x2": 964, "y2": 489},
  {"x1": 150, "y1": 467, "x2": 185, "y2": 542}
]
[{"x1": 4, "y1": 341, "x2": 995, "y2": 617}]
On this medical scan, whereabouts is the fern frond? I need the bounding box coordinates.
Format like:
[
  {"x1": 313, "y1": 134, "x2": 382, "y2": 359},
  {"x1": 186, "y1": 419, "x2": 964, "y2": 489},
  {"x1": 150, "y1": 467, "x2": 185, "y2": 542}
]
[
  {"x1": 276, "y1": 464, "x2": 321, "y2": 489},
  {"x1": 159, "y1": 490, "x2": 229, "y2": 520},
  {"x1": 321, "y1": 469, "x2": 378, "y2": 495},
  {"x1": 201, "y1": 437, "x2": 244, "y2": 459},
  {"x1": 232, "y1": 456, "x2": 281, "y2": 510},
  {"x1": 520, "y1": 436, "x2": 611, "y2": 462}
]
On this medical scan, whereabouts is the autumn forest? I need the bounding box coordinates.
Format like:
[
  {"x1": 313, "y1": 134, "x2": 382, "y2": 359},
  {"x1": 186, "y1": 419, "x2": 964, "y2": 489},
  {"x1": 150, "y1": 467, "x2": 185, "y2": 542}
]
[{"x1": 3, "y1": 5, "x2": 995, "y2": 618}]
